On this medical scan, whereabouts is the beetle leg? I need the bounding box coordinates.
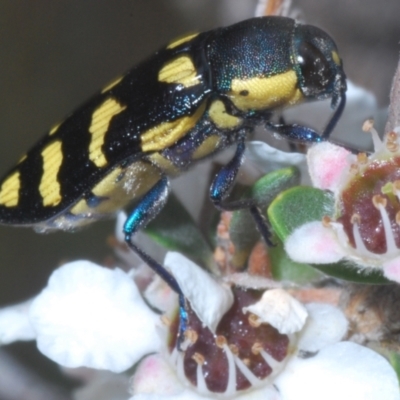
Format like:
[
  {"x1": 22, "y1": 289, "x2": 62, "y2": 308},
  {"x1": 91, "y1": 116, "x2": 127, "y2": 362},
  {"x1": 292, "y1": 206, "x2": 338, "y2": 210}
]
[
  {"x1": 209, "y1": 136, "x2": 274, "y2": 246},
  {"x1": 123, "y1": 176, "x2": 188, "y2": 345},
  {"x1": 266, "y1": 122, "x2": 325, "y2": 143},
  {"x1": 266, "y1": 92, "x2": 346, "y2": 143}
]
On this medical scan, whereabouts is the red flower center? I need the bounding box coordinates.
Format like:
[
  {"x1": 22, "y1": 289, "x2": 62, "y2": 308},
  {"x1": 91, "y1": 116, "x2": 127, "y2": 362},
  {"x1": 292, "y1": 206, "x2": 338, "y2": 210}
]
[
  {"x1": 338, "y1": 156, "x2": 400, "y2": 254},
  {"x1": 168, "y1": 287, "x2": 289, "y2": 393}
]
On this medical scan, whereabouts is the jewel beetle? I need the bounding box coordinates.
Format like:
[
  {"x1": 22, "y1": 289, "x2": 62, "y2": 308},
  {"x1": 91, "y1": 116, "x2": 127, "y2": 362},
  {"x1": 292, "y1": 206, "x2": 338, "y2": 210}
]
[{"x1": 0, "y1": 16, "x2": 346, "y2": 334}]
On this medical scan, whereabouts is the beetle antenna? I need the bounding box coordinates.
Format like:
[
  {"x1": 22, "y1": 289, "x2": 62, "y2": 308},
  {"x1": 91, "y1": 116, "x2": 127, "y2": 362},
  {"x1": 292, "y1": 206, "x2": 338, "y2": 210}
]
[{"x1": 322, "y1": 92, "x2": 346, "y2": 140}]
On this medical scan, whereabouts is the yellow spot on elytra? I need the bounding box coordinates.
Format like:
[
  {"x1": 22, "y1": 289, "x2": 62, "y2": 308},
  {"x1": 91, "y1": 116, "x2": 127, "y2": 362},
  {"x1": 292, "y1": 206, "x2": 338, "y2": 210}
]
[
  {"x1": 89, "y1": 98, "x2": 127, "y2": 167},
  {"x1": 229, "y1": 70, "x2": 303, "y2": 111},
  {"x1": 72, "y1": 161, "x2": 160, "y2": 216},
  {"x1": 158, "y1": 55, "x2": 201, "y2": 88},
  {"x1": 167, "y1": 33, "x2": 199, "y2": 49},
  {"x1": 101, "y1": 76, "x2": 123, "y2": 93},
  {"x1": 39, "y1": 140, "x2": 63, "y2": 206},
  {"x1": 331, "y1": 51, "x2": 341, "y2": 66},
  {"x1": 91, "y1": 166, "x2": 123, "y2": 198},
  {"x1": 0, "y1": 171, "x2": 20, "y2": 207},
  {"x1": 49, "y1": 122, "x2": 61, "y2": 135},
  {"x1": 141, "y1": 102, "x2": 206, "y2": 152},
  {"x1": 208, "y1": 100, "x2": 242, "y2": 129},
  {"x1": 149, "y1": 153, "x2": 179, "y2": 175},
  {"x1": 192, "y1": 135, "x2": 221, "y2": 160},
  {"x1": 69, "y1": 198, "x2": 88, "y2": 215}
]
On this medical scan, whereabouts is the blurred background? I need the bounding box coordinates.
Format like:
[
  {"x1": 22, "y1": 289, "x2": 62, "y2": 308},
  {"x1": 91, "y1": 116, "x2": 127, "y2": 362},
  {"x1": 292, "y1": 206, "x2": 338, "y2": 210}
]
[{"x1": 0, "y1": 0, "x2": 400, "y2": 398}]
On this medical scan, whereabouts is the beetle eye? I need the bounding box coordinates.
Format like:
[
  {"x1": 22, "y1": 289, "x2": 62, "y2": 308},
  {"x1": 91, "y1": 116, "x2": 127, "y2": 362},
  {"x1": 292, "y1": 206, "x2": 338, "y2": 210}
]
[{"x1": 297, "y1": 41, "x2": 333, "y2": 96}]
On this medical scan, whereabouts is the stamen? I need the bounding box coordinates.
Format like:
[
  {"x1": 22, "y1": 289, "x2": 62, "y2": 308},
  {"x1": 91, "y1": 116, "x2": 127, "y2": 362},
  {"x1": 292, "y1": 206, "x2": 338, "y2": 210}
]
[
  {"x1": 387, "y1": 142, "x2": 399, "y2": 153},
  {"x1": 160, "y1": 315, "x2": 171, "y2": 326},
  {"x1": 260, "y1": 348, "x2": 282, "y2": 370},
  {"x1": 386, "y1": 131, "x2": 399, "y2": 152},
  {"x1": 222, "y1": 344, "x2": 238, "y2": 396},
  {"x1": 352, "y1": 221, "x2": 373, "y2": 257},
  {"x1": 243, "y1": 358, "x2": 251, "y2": 366},
  {"x1": 185, "y1": 329, "x2": 198, "y2": 344},
  {"x1": 248, "y1": 313, "x2": 261, "y2": 328},
  {"x1": 357, "y1": 152, "x2": 368, "y2": 164},
  {"x1": 233, "y1": 354, "x2": 262, "y2": 386},
  {"x1": 322, "y1": 215, "x2": 332, "y2": 227},
  {"x1": 196, "y1": 361, "x2": 209, "y2": 394},
  {"x1": 229, "y1": 344, "x2": 239, "y2": 356},
  {"x1": 372, "y1": 195, "x2": 387, "y2": 209},
  {"x1": 349, "y1": 163, "x2": 359, "y2": 174},
  {"x1": 388, "y1": 131, "x2": 398, "y2": 141},
  {"x1": 251, "y1": 342, "x2": 263, "y2": 355},
  {"x1": 192, "y1": 352, "x2": 205, "y2": 365},
  {"x1": 351, "y1": 214, "x2": 361, "y2": 225},
  {"x1": 330, "y1": 222, "x2": 351, "y2": 249},
  {"x1": 170, "y1": 346, "x2": 179, "y2": 365},
  {"x1": 215, "y1": 335, "x2": 228, "y2": 348},
  {"x1": 175, "y1": 350, "x2": 186, "y2": 383},
  {"x1": 376, "y1": 203, "x2": 398, "y2": 254},
  {"x1": 362, "y1": 119, "x2": 383, "y2": 151}
]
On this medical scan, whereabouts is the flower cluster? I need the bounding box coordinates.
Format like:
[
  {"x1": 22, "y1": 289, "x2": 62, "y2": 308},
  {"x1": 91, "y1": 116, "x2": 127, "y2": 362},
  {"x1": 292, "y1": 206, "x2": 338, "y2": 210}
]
[{"x1": 0, "y1": 248, "x2": 399, "y2": 399}]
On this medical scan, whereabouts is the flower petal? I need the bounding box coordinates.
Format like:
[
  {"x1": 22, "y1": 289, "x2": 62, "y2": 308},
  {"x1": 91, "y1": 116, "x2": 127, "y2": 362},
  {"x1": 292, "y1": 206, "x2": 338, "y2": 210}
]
[
  {"x1": 275, "y1": 341, "x2": 400, "y2": 400},
  {"x1": 131, "y1": 354, "x2": 184, "y2": 397},
  {"x1": 130, "y1": 355, "x2": 282, "y2": 400},
  {"x1": 29, "y1": 260, "x2": 159, "y2": 373},
  {"x1": 307, "y1": 142, "x2": 352, "y2": 192},
  {"x1": 243, "y1": 289, "x2": 308, "y2": 334},
  {"x1": 0, "y1": 299, "x2": 36, "y2": 344},
  {"x1": 164, "y1": 252, "x2": 233, "y2": 333},
  {"x1": 285, "y1": 221, "x2": 344, "y2": 264},
  {"x1": 144, "y1": 274, "x2": 178, "y2": 313},
  {"x1": 245, "y1": 141, "x2": 307, "y2": 177},
  {"x1": 383, "y1": 257, "x2": 400, "y2": 283},
  {"x1": 298, "y1": 303, "x2": 348, "y2": 353}
]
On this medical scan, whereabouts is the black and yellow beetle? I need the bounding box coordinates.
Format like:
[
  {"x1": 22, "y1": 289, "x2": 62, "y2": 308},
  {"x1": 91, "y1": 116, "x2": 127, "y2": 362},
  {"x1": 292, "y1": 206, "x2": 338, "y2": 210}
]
[{"x1": 0, "y1": 16, "x2": 346, "y2": 332}]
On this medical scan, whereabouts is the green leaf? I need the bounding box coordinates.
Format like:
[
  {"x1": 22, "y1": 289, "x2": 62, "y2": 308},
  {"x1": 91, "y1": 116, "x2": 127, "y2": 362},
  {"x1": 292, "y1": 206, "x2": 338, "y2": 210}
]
[
  {"x1": 312, "y1": 262, "x2": 391, "y2": 284},
  {"x1": 268, "y1": 186, "x2": 335, "y2": 241},
  {"x1": 388, "y1": 351, "x2": 400, "y2": 383},
  {"x1": 145, "y1": 193, "x2": 215, "y2": 273},
  {"x1": 229, "y1": 167, "x2": 300, "y2": 267}
]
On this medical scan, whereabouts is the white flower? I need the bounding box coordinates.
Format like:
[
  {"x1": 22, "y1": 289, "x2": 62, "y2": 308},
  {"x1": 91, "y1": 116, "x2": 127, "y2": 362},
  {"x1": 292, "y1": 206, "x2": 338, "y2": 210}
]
[
  {"x1": 285, "y1": 124, "x2": 400, "y2": 283},
  {"x1": 31, "y1": 260, "x2": 160, "y2": 373}
]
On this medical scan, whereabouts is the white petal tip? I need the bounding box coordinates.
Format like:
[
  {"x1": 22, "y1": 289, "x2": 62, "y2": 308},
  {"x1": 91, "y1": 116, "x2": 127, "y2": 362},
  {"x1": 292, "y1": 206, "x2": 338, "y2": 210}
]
[
  {"x1": 285, "y1": 222, "x2": 344, "y2": 264},
  {"x1": 243, "y1": 288, "x2": 308, "y2": 334}
]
